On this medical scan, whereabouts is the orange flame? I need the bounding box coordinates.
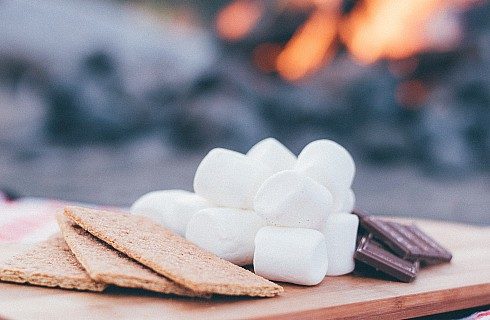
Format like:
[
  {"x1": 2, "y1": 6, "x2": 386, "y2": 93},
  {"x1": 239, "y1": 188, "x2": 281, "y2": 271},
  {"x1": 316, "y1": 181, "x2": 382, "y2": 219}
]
[
  {"x1": 276, "y1": 9, "x2": 338, "y2": 81},
  {"x1": 340, "y1": 0, "x2": 445, "y2": 64},
  {"x1": 215, "y1": 0, "x2": 263, "y2": 41},
  {"x1": 215, "y1": 0, "x2": 470, "y2": 81}
]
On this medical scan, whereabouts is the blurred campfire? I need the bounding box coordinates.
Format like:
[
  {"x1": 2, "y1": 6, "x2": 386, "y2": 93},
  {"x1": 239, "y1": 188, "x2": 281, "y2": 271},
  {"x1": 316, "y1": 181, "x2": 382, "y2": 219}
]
[
  {"x1": 0, "y1": 0, "x2": 488, "y2": 176},
  {"x1": 215, "y1": 0, "x2": 472, "y2": 80}
]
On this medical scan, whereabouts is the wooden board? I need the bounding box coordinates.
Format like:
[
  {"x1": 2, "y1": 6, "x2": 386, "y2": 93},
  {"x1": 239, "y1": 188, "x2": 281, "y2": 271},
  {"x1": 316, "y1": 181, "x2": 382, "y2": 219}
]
[{"x1": 0, "y1": 218, "x2": 489, "y2": 320}]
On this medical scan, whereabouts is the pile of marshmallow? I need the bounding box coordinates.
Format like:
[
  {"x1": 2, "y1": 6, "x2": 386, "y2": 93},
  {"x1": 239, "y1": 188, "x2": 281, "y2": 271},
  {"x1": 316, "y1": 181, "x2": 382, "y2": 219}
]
[{"x1": 130, "y1": 138, "x2": 359, "y2": 286}]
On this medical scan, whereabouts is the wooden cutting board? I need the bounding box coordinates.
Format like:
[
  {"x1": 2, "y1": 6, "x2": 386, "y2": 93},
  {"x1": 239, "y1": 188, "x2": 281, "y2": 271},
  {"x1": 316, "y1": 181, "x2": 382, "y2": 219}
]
[{"x1": 0, "y1": 218, "x2": 489, "y2": 320}]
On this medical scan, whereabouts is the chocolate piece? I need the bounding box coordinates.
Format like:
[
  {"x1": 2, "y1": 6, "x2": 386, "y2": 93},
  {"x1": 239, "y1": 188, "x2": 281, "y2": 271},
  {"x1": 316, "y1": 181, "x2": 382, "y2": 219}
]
[
  {"x1": 402, "y1": 224, "x2": 452, "y2": 262},
  {"x1": 361, "y1": 217, "x2": 422, "y2": 258},
  {"x1": 354, "y1": 235, "x2": 419, "y2": 283},
  {"x1": 359, "y1": 217, "x2": 452, "y2": 263},
  {"x1": 354, "y1": 260, "x2": 404, "y2": 282}
]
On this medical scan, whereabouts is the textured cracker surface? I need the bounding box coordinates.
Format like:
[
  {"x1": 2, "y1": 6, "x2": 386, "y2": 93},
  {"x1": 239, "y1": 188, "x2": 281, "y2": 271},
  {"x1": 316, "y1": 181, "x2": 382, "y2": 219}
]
[
  {"x1": 0, "y1": 234, "x2": 106, "y2": 292},
  {"x1": 57, "y1": 214, "x2": 201, "y2": 297},
  {"x1": 64, "y1": 206, "x2": 283, "y2": 297}
]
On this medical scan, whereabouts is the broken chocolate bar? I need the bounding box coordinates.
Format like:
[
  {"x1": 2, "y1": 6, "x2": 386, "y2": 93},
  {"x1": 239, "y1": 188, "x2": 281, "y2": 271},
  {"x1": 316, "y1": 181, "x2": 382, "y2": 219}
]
[
  {"x1": 357, "y1": 215, "x2": 452, "y2": 263},
  {"x1": 354, "y1": 235, "x2": 419, "y2": 283}
]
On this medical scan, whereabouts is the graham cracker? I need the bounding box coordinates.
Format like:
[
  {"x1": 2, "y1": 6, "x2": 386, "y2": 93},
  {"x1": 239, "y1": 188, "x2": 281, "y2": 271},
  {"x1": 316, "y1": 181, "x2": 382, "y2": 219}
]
[
  {"x1": 56, "y1": 213, "x2": 201, "y2": 297},
  {"x1": 0, "y1": 234, "x2": 106, "y2": 292},
  {"x1": 64, "y1": 206, "x2": 283, "y2": 297}
]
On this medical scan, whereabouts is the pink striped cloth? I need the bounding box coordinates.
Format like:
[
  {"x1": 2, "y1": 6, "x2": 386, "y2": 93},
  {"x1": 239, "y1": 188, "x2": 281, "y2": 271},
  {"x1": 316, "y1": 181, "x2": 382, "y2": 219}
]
[
  {"x1": 0, "y1": 193, "x2": 124, "y2": 244},
  {"x1": 468, "y1": 311, "x2": 490, "y2": 320}
]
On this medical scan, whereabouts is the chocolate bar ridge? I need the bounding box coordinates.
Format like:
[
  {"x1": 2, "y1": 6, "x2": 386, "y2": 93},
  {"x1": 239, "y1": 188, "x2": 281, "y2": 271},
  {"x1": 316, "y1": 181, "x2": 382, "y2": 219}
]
[
  {"x1": 403, "y1": 224, "x2": 452, "y2": 262},
  {"x1": 354, "y1": 235, "x2": 419, "y2": 283}
]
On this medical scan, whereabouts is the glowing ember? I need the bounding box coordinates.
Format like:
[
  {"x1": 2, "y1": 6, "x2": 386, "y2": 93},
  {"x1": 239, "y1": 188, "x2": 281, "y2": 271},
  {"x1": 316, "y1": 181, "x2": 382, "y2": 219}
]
[
  {"x1": 276, "y1": 9, "x2": 338, "y2": 81},
  {"x1": 215, "y1": 0, "x2": 263, "y2": 41},
  {"x1": 252, "y1": 43, "x2": 283, "y2": 73},
  {"x1": 396, "y1": 80, "x2": 429, "y2": 107}
]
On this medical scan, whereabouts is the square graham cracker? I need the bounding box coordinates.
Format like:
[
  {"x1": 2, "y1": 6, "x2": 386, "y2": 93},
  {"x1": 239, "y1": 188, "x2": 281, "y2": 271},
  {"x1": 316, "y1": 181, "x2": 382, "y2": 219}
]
[
  {"x1": 0, "y1": 234, "x2": 106, "y2": 292},
  {"x1": 57, "y1": 213, "x2": 202, "y2": 297},
  {"x1": 64, "y1": 206, "x2": 283, "y2": 297}
]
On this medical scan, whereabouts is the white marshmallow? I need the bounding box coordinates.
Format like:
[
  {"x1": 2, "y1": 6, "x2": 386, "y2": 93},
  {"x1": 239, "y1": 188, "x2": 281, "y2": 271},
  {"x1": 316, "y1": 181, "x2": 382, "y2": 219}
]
[
  {"x1": 334, "y1": 188, "x2": 356, "y2": 213},
  {"x1": 193, "y1": 148, "x2": 273, "y2": 209},
  {"x1": 246, "y1": 138, "x2": 297, "y2": 173},
  {"x1": 254, "y1": 170, "x2": 333, "y2": 230},
  {"x1": 130, "y1": 190, "x2": 212, "y2": 237},
  {"x1": 295, "y1": 140, "x2": 355, "y2": 200},
  {"x1": 322, "y1": 214, "x2": 359, "y2": 276},
  {"x1": 254, "y1": 226, "x2": 328, "y2": 286},
  {"x1": 185, "y1": 208, "x2": 266, "y2": 266}
]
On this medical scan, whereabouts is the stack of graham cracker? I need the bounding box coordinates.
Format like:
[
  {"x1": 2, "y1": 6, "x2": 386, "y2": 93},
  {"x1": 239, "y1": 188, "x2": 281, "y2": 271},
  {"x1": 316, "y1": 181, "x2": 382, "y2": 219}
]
[{"x1": 0, "y1": 206, "x2": 283, "y2": 298}]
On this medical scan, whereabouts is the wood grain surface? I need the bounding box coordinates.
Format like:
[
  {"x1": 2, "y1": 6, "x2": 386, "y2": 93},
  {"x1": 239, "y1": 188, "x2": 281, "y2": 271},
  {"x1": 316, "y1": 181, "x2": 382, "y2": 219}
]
[{"x1": 0, "y1": 218, "x2": 489, "y2": 320}]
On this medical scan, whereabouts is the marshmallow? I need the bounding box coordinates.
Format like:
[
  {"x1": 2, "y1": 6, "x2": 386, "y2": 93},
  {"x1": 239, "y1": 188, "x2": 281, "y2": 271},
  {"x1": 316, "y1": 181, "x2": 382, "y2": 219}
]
[
  {"x1": 254, "y1": 227, "x2": 328, "y2": 285},
  {"x1": 185, "y1": 208, "x2": 266, "y2": 266},
  {"x1": 334, "y1": 188, "x2": 356, "y2": 213},
  {"x1": 193, "y1": 148, "x2": 273, "y2": 209},
  {"x1": 295, "y1": 140, "x2": 355, "y2": 201},
  {"x1": 254, "y1": 170, "x2": 333, "y2": 230},
  {"x1": 130, "y1": 190, "x2": 212, "y2": 236},
  {"x1": 322, "y1": 214, "x2": 359, "y2": 276},
  {"x1": 246, "y1": 138, "x2": 297, "y2": 173}
]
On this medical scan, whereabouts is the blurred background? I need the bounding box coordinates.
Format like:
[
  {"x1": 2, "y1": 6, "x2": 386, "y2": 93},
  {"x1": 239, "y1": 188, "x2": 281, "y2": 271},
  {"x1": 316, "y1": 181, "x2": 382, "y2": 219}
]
[{"x1": 0, "y1": 0, "x2": 488, "y2": 225}]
